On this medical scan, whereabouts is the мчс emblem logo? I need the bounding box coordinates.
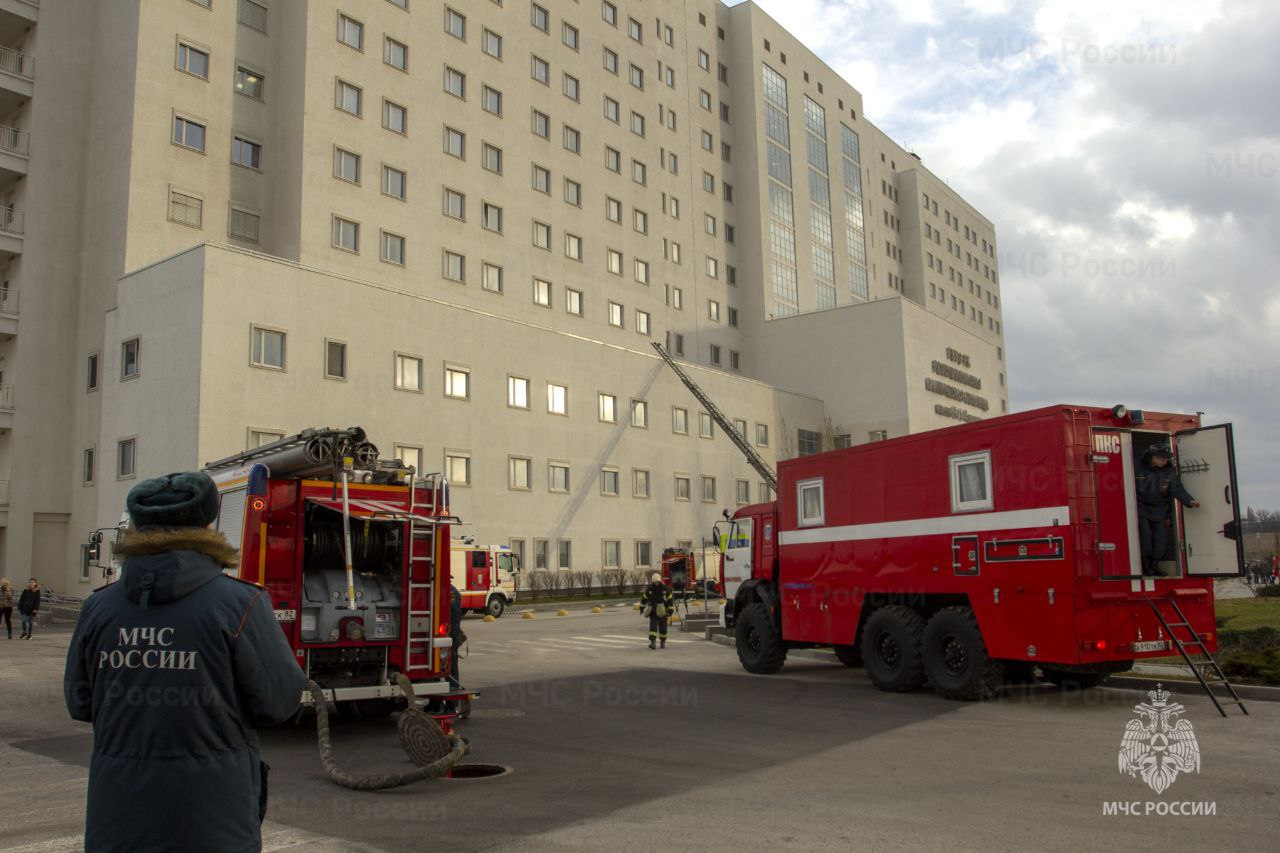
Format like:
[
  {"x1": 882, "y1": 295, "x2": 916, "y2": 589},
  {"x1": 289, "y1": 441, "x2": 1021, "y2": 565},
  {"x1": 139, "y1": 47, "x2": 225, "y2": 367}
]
[{"x1": 1118, "y1": 683, "x2": 1200, "y2": 794}]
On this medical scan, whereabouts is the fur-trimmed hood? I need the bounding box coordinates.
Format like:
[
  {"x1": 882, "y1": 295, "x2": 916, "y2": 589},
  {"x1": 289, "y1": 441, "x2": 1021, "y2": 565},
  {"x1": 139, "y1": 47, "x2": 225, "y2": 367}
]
[
  {"x1": 115, "y1": 527, "x2": 240, "y2": 568},
  {"x1": 115, "y1": 528, "x2": 240, "y2": 609}
]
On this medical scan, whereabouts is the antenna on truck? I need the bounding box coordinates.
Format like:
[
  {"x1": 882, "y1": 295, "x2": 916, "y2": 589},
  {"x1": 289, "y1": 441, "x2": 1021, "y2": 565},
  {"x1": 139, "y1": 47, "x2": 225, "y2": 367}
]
[{"x1": 651, "y1": 341, "x2": 778, "y2": 493}]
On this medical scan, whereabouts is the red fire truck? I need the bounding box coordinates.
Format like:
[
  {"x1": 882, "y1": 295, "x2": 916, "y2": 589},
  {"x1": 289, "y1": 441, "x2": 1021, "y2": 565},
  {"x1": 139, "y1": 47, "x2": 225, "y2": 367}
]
[
  {"x1": 715, "y1": 404, "x2": 1244, "y2": 699},
  {"x1": 202, "y1": 427, "x2": 471, "y2": 715}
]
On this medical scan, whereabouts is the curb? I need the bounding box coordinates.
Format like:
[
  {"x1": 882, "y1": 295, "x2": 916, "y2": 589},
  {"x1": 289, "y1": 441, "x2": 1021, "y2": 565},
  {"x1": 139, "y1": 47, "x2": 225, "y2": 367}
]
[
  {"x1": 500, "y1": 599, "x2": 635, "y2": 615},
  {"x1": 697, "y1": 629, "x2": 1279, "y2": 703}
]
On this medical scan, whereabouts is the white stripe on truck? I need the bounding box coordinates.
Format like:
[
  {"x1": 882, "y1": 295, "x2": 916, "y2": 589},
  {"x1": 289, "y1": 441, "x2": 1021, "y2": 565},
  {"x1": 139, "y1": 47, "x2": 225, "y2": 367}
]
[{"x1": 778, "y1": 505, "x2": 1071, "y2": 546}]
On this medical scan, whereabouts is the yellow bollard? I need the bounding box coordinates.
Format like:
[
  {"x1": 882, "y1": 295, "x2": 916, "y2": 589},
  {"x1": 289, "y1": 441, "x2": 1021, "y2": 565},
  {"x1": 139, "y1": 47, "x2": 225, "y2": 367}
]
[
  {"x1": 633, "y1": 603, "x2": 642, "y2": 611},
  {"x1": 557, "y1": 608, "x2": 570, "y2": 617},
  {"x1": 483, "y1": 614, "x2": 497, "y2": 623},
  {"x1": 670, "y1": 615, "x2": 681, "y2": 624},
  {"x1": 718, "y1": 599, "x2": 727, "y2": 607},
  {"x1": 591, "y1": 606, "x2": 603, "y2": 614},
  {"x1": 521, "y1": 611, "x2": 535, "y2": 620}
]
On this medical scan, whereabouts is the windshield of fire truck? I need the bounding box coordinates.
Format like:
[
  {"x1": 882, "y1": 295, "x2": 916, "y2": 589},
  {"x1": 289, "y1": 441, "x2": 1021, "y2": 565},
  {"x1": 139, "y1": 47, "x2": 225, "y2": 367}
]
[{"x1": 497, "y1": 553, "x2": 515, "y2": 573}]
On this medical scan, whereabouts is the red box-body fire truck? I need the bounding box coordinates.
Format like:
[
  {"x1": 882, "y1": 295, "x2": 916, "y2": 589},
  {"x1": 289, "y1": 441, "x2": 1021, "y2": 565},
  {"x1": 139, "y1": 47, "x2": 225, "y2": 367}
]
[
  {"x1": 203, "y1": 428, "x2": 469, "y2": 712},
  {"x1": 717, "y1": 404, "x2": 1245, "y2": 699}
]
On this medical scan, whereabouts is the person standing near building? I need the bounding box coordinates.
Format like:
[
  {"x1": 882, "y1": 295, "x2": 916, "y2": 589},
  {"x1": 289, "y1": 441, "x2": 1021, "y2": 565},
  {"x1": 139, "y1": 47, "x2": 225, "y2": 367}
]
[
  {"x1": 640, "y1": 573, "x2": 674, "y2": 650},
  {"x1": 0, "y1": 579, "x2": 14, "y2": 639},
  {"x1": 1135, "y1": 445, "x2": 1199, "y2": 575},
  {"x1": 63, "y1": 472, "x2": 305, "y2": 853},
  {"x1": 17, "y1": 578, "x2": 41, "y2": 639}
]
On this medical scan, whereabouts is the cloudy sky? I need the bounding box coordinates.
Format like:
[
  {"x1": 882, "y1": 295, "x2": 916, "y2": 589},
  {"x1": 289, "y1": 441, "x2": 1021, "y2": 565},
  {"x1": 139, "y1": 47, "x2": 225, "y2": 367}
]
[{"x1": 737, "y1": 0, "x2": 1280, "y2": 511}]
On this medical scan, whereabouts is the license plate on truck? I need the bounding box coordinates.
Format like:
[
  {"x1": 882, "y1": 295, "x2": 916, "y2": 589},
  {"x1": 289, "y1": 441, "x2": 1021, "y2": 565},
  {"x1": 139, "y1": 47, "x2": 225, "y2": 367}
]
[{"x1": 1133, "y1": 640, "x2": 1168, "y2": 653}]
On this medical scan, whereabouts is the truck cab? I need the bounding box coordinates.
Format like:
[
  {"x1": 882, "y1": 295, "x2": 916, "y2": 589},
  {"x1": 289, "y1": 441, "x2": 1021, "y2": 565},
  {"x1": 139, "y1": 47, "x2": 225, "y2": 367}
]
[{"x1": 450, "y1": 541, "x2": 518, "y2": 618}]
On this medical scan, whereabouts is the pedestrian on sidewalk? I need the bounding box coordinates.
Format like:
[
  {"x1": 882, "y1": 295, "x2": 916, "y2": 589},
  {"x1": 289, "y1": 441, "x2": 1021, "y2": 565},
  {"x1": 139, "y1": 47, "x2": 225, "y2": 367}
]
[
  {"x1": 0, "y1": 578, "x2": 13, "y2": 639},
  {"x1": 17, "y1": 578, "x2": 40, "y2": 639},
  {"x1": 63, "y1": 471, "x2": 305, "y2": 853},
  {"x1": 640, "y1": 573, "x2": 674, "y2": 650}
]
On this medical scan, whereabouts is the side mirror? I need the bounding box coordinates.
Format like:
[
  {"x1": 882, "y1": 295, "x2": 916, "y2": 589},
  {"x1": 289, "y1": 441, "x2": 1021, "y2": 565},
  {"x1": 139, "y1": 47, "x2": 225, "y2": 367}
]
[{"x1": 712, "y1": 520, "x2": 731, "y2": 555}]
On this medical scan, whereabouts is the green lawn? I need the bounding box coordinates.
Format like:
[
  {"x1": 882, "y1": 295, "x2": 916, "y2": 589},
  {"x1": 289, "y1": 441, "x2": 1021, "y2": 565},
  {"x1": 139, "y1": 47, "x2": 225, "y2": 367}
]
[{"x1": 1216, "y1": 597, "x2": 1280, "y2": 631}]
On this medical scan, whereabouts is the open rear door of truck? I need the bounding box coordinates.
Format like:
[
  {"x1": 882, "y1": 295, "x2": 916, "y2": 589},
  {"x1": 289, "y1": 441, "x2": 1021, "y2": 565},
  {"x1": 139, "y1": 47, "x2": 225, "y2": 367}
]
[{"x1": 1174, "y1": 423, "x2": 1244, "y2": 577}]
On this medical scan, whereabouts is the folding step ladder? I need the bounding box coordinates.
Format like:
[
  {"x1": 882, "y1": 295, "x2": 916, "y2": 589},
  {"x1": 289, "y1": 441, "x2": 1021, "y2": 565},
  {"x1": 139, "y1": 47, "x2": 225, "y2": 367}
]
[{"x1": 1144, "y1": 596, "x2": 1248, "y2": 717}]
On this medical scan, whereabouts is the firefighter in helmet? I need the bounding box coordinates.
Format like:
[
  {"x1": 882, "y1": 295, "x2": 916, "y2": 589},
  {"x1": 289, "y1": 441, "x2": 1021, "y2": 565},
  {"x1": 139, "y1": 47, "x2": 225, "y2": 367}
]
[
  {"x1": 640, "y1": 573, "x2": 675, "y2": 649},
  {"x1": 1135, "y1": 444, "x2": 1199, "y2": 575}
]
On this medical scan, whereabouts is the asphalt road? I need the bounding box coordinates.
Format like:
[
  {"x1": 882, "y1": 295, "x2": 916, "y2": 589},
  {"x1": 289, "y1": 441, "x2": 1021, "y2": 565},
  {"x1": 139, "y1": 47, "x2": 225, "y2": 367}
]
[{"x1": 2, "y1": 608, "x2": 1277, "y2": 852}]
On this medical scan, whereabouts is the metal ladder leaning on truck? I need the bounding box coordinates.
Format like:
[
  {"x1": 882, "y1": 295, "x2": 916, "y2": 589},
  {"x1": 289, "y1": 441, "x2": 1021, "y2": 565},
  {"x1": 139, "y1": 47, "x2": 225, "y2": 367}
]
[{"x1": 652, "y1": 342, "x2": 1248, "y2": 715}]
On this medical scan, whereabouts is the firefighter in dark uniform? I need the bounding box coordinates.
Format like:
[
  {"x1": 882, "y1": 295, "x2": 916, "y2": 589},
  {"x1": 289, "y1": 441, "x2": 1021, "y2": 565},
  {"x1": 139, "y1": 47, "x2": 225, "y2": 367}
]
[
  {"x1": 63, "y1": 471, "x2": 305, "y2": 853},
  {"x1": 640, "y1": 573, "x2": 675, "y2": 649},
  {"x1": 1135, "y1": 444, "x2": 1200, "y2": 575}
]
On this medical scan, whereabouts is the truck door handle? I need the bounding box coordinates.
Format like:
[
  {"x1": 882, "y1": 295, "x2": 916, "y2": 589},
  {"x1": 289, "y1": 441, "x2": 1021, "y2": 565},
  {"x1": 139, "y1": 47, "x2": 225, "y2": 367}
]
[
  {"x1": 1224, "y1": 485, "x2": 1232, "y2": 505},
  {"x1": 725, "y1": 555, "x2": 734, "y2": 562}
]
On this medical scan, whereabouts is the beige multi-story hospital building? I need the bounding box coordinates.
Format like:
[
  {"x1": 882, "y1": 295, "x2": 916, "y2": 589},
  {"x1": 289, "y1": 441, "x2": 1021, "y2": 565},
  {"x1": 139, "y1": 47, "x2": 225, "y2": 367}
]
[{"x1": 0, "y1": 0, "x2": 1007, "y2": 591}]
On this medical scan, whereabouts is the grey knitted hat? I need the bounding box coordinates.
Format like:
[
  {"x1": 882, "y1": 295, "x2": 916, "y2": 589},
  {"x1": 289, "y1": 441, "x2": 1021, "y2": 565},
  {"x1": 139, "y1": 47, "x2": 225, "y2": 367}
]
[{"x1": 126, "y1": 472, "x2": 220, "y2": 530}]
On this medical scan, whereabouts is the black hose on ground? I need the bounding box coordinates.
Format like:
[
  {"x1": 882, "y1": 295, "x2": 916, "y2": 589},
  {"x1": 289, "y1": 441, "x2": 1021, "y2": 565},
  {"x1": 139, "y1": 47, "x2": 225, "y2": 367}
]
[{"x1": 306, "y1": 679, "x2": 469, "y2": 791}]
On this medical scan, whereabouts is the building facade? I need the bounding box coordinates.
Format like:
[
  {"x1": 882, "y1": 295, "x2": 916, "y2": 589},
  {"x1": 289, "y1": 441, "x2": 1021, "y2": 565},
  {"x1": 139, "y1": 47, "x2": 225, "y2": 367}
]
[{"x1": 0, "y1": 0, "x2": 1006, "y2": 591}]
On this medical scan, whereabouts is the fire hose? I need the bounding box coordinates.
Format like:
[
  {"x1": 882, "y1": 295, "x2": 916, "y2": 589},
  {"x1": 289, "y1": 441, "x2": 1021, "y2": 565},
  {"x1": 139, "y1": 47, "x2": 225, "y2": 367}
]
[{"x1": 306, "y1": 674, "x2": 470, "y2": 790}]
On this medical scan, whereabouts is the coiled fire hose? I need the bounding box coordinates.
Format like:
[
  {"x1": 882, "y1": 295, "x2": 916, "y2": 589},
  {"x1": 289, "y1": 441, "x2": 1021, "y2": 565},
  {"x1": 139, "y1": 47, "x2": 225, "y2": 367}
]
[{"x1": 306, "y1": 675, "x2": 469, "y2": 790}]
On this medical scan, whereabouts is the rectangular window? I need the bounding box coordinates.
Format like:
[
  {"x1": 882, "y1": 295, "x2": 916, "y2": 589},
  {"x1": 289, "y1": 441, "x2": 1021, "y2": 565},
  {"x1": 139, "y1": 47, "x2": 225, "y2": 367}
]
[
  {"x1": 482, "y1": 85, "x2": 503, "y2": 115},
  {"x1": 629, "y1": 63, "x2": 644, "y2": 88},
  {"x1": 949, "y1": 450, "x2": 994, "y2": 512},
  {"x1": 444, "y1": 66, "x2": 466, "y2": 99},
  {"x1": 635, "y1": 310, "x2": 650, "y2": 335},
  {"x1": 229, "y1": 206, "x2": 260, "y2": 242},
  {"x1": 482, "y1": 201, "x2": 503, "y2": 233},
  {"x1": 563, "y1": 22, "x2": 579, "y2": 50},
  {"x1": 532, "y1": 164, "x2": 552, "y2": 194},
  {"x1": 325, "y1": 340, "x2": 347, "y2": 379},
  {"x1": 633, "y1": 469, "x2": 651, "y2": 498},
  {"x1": 395, "y1": 445, "x2": 423, "y2": 475},
  {"x1": 547, "y1": 383, "x2": 568, "y2": 414},
  {"x1": 238, "y1": 0, "x2": 267, "y2": 32},
  {"x1": 631, "y1": 111, "x2": 645, "y2": 136},
  {"x1": 533, "y1": 278, "x2": 552, "y2": 307},
  {"x1": 444, "y1": 126, "x2": 465, "y2": 158},
  {"x1": 604, "y1": 96, "x2": 620, "y2": 123},
  {"x1": 508, "y1": 375, "x2": 530, "y2": 408},
  {"x1": 550, "y1": 463, "x2": 570, "y2": 493},
  {"x1": 606, "y1": 146, "x2": 621, "y2": 172},
  {"x1": 708, "y1": 299, "x2": 720, "y2": 321},
  {"x1": 709, "y1": 344, "x2": 721, "y2": 365},
  {"x1": 532, "y1": 109, "x2": 551, "y2": 138},
  {"x1": 333, "y1": 147, "x2": 360, "y2": 183},
  {"x1": 443, "y1": 250, "x2": 465, "y2": 282},
  {"x1": 598, "y1": 392, "x2": 617, "y2": 422},
  {"x1": 603, "y1": 46, "x2": 618, "y2": 74},
  {"x1": 635, "y1": 540, "x2": 652, "y2": 568},
  {"x1": 564, "y1": 179, "x2": 582, "y2": 206},
  {"x1": 382, "y1": 165, "x2": 406, "y2": 199},
  {"x1": 699, "y1": 412, "x2": 714, "y2": 439},
  {"x1": 444, "y1": 366, "x2": 470, "y2": 399},
  {"x1": 482, "y1": 143, "x2": 502, "y2": 173},
  {"x1": 251, "y1": 326, "x2": 285, "y2": 369},
  {"x1": 628, "y1": 17, "x2": 642, "y2": 42},
  {"x1": 557, "y1": 540, "x2": 572, "y2": 570},
  {"x1": 534, "y1": 539, "x2": 549, "y2": 570},
  {"x1": 380, "y1": 231, "x2": 405, "y2": 265},
  {"x1": 509, "y1": 456, "x2": 532, "y2": 490},
  {"x1": 87, "y1": 354, "x2": 100, "y2": 392},
  {"x1": 702, "y1": 476, "x2": 717, "y2": 502},
  {"x1": 602, "y1": 540, "x2": 621, "y2": 568},
  {"x1": 337, "y1": 13, "x2": 363, "y2": 49},
  {"x1": 566, "y1": 288, "x2": 583, "y2": 315},
  {"x1": 168, "y1": 189, "x2": 203, "y2": 227},
  {"x1": 675, "y1": 475, "x2": 691, "y2": 501},
  {"x1": 172, "y1": 115, "x2": 206, "y2": 151},
  {"x1": 446, "y1": 452, "x2": 471, "y2": 485},
  {"x1": 563, "y1": 125, "x2": 581, "y2": 153},
  {"x1": 533, "y1": 220, "x2": 551, "y2": 250},
  {"x1": 384, "y1": 37, "x2": 408, "y2": 71},
  {"x1": 117, "y1": 438, "x2": 137, "y2": 479},
  {"x1": 756, "y1": 423, "x2": 769, "y2": 447},
  {"x1": 177, "y1": 42, "x2": 209, "y2": 79},
  {"x1": 563, "y1": 74, "x2": 580, "y2": 101},
  {"x1": 235, "y1": 66, "x2": 264, "y2": 99},
  {"x1": 608, "y1": 301, "x2": 624, "y2": 327},
  {"x1": 607, "y1": 248, "x2": 623, "y2": 275},
  {"x1": 482, "y1": 262, "x2": 504, "y2": 292},
  {"x1": 532, "y1": 3, "x2": 549, "y2": 32},
  {"x1": 121, "y1": 338, "x2": 140, "y2": 379},
  {"x1": 797, "y1": 478, "x2": 825, "y2": 526},
  {"x1": 634, "y1": 259, "x2": 649, "y2": 284},
  {"x1": 736, "y1": 479, "x2": 751, "y2": 505},
  {"x1": 83, "y1": 448, "x2": 96, "y2": 485},
  {"x1": 331, "y1": 216, "x2": 359, "y2": 252},
  {"x1": 565, "y1": 233, "x2": 583, "y2": 260},
  {"x1": 672, "y1": 407, "x2": 688, "y2": 434},
  {"x1": 395, "y1": 353, "x2": 423, "y2": 391},
  {"x1": 336, "y1": 79, "x2": 362, "y2": 115},
  {"x1": 798, "y1": 429, "x2": 821, "y2": 456},
  {"x1": 445, "y1": 7, "x2": 466, "y2": 39},
  {"x1": 600, "y1": 469, "x2": 619, "y2": 497},
  {"x1": 482, "y1": 29, "x2": 502, "y2": 58},
  {"x1": 631, "y1": 399, "x2": 648, "y2": 428}
]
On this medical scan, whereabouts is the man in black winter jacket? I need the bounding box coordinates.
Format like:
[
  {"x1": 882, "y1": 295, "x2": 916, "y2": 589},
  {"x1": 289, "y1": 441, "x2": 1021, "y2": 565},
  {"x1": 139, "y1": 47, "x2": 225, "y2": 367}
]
[
  {"x1": 64, "y1": 472, "x2": 306, "y2": 853},
  {"x1": 1135, "y1": 445, "x2": 1200, "y2": 575}
]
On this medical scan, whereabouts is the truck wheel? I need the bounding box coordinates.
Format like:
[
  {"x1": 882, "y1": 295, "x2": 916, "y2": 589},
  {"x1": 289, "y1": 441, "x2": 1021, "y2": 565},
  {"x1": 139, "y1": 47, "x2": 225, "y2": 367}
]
[
  {"x1": 861, "y1": 606, "x2": 926, "y2": 692},
  {"x1": 486, "y1": 596, "x2": 506, "y2": 618},
  {"x1": 833, "y1": 644, "x2": 862, "y2": 668},
  {"x1": 1040, "y1": 667, "x2": 1108, "y2": 690},
  {"x1": 735, "y1": 603, "x2": 787, "y2": 674},
  {"x1": 922, "y1": 606, "x2": 1005, "y2": 700}
]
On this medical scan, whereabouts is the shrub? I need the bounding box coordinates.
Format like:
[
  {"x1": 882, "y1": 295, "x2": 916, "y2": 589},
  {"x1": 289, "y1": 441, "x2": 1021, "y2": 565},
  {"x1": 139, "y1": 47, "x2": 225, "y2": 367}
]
[
  {"x1": 1255, "y1": 585, "x2": 1280, "y2": 598},
  {"x1": 600, "y1": 568, "x2": 626, "y2": 594}
]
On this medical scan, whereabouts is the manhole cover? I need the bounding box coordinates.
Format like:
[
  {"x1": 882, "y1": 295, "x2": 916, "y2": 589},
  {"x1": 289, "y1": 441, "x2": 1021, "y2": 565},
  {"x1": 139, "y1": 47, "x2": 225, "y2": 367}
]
[
  {"x1": 467, "y1": 708, "x2": 526, "y2": 719},
  {"x1": 445, "y1": 764, "x2": 513, "y2": 780}
]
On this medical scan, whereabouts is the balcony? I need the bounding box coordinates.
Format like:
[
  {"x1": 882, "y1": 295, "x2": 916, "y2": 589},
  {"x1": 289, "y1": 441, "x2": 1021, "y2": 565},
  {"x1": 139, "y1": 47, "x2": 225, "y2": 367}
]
[
  {"x1": 0, "y1": 124, "x2": 27, "y2": 178},
  {"x1": 0, "y1": 0, "x2": 36, "y2": 41},
  {"x1": 0, "y1": 45, "x2": 33, "y2": 114},
  {"x1": 0, "y1": 383, "x2": 12, "y2": 431},
  {"x1": 0, "y1": 286, "x2": 15, "y2": 337},
  {"x1": 0, "y1": 205, "x2": 21, "y2": 257}
]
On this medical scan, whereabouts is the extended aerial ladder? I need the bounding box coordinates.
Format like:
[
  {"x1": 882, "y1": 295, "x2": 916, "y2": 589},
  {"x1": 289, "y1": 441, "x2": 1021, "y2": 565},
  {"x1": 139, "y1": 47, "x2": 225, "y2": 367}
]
[{"x1": 651, "y1": 341, "x2": 777, "y2": 493}]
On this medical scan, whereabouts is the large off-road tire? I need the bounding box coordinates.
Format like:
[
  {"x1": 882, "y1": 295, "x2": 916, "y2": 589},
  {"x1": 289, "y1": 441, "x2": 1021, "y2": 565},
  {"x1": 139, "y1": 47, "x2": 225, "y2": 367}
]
[
  {"x1": 1039, "y1": 667, "x2": 1109, "y2": 690},
  {"x1": 922, "y1": 606, "x2": 1005, "y2": 700},
  {"x1": 860, "y1": 606, "x2": 927, "y2": 692},
  {"x1": 735, "y1": 603, "x2": 787, "y2": 674},
  {"x1": 486, "y1": 596, "x2": 506, "y2": 618},
  {"x1": 833, "y1": 644, "x2": 863, "y2": 668}
]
